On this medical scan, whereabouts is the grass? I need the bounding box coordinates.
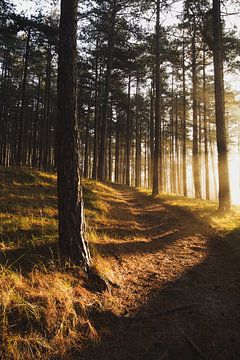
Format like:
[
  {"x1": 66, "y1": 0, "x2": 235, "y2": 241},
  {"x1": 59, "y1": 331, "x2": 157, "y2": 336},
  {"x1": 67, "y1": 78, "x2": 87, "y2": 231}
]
[
  {"x1": 140, "y1": 188, "x2": 240, "y2": 237},
  {"x1": 0, "y1": 167, "x2": 116, "y2": 359},
  {"x1": 1, "y1": 167, "x2": 240, "y2": 358}
]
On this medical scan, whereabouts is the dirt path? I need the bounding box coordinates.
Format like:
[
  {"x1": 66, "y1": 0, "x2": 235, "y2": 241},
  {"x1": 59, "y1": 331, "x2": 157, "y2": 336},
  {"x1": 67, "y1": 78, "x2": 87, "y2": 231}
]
[{"x1": 83, "y1": 184, "x2": 240, "y2": 360}]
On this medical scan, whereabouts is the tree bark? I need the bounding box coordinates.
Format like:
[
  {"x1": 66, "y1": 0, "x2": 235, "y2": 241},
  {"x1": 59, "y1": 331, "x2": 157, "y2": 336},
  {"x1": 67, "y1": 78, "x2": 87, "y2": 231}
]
[
  {"x1": 212, "y1": 0, "x2": 230, "y2": 211},
  {"x1": 152, "y1": 0, "x2": 161, "y2": 195},
  {"x1": 57, "y1": 0, "x2": 91, "y2": 266}
]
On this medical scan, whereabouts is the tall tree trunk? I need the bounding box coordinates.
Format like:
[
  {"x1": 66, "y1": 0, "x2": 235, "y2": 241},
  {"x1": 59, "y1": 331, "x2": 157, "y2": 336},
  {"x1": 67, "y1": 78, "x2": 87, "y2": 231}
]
[
  {"x1": 152, "y1": 0, "x2": 161, "y2": 195},
  {"x1": 84, "y1": 103, "x2": 91, "y2": 178},
  {"x1": 192, "y1": 20, "x2": 201, "y2": 199},
  {"x1": 182, "y1": 36, "x2": 187, "y2": 196},
  {"x1": 108, "y1": 101, "x2": 113, "y2": 182},
  {"x1": 212, "y1": 0, "x2": 230, "y2": 211},
  {"x1": 135, "y1": 74, "x2": 141, "y2": 187},
  {"x1": 17, "y1": 28, "x2": 31, "y2": 166},
  {"x1": 149, "y1": 76, "x2": 155, "y2": 188},
  {"x1": 92, "y1": 34, "x2": 100, "y2": 180},
  {"x1": 57, "y1": 0, "x2": 91, "y2": 266},
  {"x1": 126, "y1": 72, "x2": 131, "y2": 186},
  {"x1": 98, "y1": 2, "x2": 117, "y2": 181},
  {"x1": 203, "y1": 47, "x2": 210, "y2": 200}
]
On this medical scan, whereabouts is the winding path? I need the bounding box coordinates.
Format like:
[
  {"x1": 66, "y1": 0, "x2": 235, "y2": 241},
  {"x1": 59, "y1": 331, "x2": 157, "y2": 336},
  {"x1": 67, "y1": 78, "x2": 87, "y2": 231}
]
[{"x1": 84, "y1": 184, "x2": 240, "y2": 360}]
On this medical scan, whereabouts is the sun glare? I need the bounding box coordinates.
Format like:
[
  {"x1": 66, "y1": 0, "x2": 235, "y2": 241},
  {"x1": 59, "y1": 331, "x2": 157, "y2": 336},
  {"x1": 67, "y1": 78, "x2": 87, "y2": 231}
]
[{"x1": 229, "y1": 153, "x2": 240, "y2": 205}]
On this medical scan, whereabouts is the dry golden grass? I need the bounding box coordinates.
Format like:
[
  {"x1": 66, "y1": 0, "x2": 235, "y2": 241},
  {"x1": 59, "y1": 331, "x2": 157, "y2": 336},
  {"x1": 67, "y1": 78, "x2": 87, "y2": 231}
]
[
  {"x1": 0, "y1": 167, "x2": 117, "y2": 359},
  {"x1": 140, "y1": 188, "x2": 240, "y2": 236}
]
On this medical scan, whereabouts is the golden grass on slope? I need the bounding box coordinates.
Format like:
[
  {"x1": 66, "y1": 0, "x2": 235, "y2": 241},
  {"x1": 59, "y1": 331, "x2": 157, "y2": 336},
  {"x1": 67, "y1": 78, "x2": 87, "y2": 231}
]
[
  {"x1": 140, "y1": 188, "x2": 240, "y2": 236},
  {"x1": 0, "y1": 167, "x2": 117, "y2": 359},
  {"x1": 0, "y1": 264, "x2": 100, "y2": 360}
]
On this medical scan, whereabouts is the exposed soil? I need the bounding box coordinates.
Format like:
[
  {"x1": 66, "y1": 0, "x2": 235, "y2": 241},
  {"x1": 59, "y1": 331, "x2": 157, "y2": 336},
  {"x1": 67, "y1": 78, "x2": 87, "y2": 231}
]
[{"x1": 82, "y1": 184, "x2": 240, "y2": 360}]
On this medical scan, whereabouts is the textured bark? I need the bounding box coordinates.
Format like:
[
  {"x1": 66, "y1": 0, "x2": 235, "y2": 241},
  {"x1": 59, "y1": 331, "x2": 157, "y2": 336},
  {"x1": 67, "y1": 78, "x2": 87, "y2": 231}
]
[
  {"x1": 212, "y1": 0, "x2": 230, "y2": 211},
  {"x1": 57, "y1": 0, "x2": 91, "y2": 266}
]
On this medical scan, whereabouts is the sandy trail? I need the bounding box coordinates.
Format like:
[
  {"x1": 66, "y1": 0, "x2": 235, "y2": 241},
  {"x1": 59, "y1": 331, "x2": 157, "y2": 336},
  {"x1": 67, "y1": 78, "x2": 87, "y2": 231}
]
[{"x1": 83, "y1": 184, "x2": 240, "y2": 360}]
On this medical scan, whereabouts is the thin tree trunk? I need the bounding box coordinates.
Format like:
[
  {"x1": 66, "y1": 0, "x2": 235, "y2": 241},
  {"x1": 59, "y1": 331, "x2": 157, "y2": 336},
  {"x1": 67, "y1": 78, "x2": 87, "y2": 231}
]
[
  {"x1": 17, "y1": 28, "x2": 31, "y2": 166},
  {"x1": 152, "y1": 0, "x2": 161, "y2": 195},
  {"x1": 192, "y1": 20, "x2": 201, "y2": 199},
  {"x1": 98, "y1": 2, "x2": 117, "y2": 181},
  {"x1": 203, "y1": 47, "x2": 210, "y2": 200},
  {"x1": 126, "y1": 72, "x2": 131, "y2": 186}
]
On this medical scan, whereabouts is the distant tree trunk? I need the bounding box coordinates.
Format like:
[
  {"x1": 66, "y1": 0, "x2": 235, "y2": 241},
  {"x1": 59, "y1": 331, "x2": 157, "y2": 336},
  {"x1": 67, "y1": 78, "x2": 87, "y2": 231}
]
[
  {"x1": 98, "y1": 2, "x2": 117, "y2": 182},
  {"x1": 57, "y1": 0, "x2": 91, "y2": 266},
  {"x1": 126, "y1": 72, "x2": 131, "y2": 186},
  {"x1": 32, "y1": 77, "x2": 41, "y2": 168},
  {"x1": 115, "y1": 113, "x2": 120, "y2": 183},
  {"x1": 182, "y1": 36, "x2": 187, "y2": 196},
  {"x1": 108, "y1": 101, "x2": 113, "y2": 182},
  {"x1": 192, "y1": 20, "x2": 201, "y2": 199},
  {"x1": 203, "y1": 47, "x2": 210, "y2": 200},
  {"x1": 212, "y1": 0, "x2": 230, "y2": 211},
  {"x1": 84, "y1": 103, "x2": 91, "y2": 178},
  {"x1": 152, "y1": 0, "x2": 161, "y2": 195},
  {"x1": 17, "y1": 28, "x2": 31, "y2": 166},
  {"x1": 42, "y1": 44, "x2": 52, "y2": 171},
  {"x1": 135, "y1": 74, "x2": 141, "y2": 187},
  {"x1": 92, "y1": 35, "x2": 100, "y2": 180},
  {"x1": 149, "y1": 76, "x2": 155, "y2": 188},
  {"x1": 170, "y1": 72, "x2": 176, "y2": 193}
]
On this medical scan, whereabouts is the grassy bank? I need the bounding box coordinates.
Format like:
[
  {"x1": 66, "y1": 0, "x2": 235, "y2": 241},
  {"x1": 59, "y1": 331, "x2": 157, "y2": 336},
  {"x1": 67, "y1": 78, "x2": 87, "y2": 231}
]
[{"x1": 0, "y1": 167, "x2": 116, "y2": 359}]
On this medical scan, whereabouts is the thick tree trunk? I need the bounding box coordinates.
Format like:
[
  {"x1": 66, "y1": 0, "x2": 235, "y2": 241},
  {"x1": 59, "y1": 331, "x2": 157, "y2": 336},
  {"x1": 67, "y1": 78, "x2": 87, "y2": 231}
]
[
  {"x1": 57, "y1": 0, "x2": 91, "y2": 266},
  {"x1": 212, "y1": 0, "x2": 230, "y2": 211}
]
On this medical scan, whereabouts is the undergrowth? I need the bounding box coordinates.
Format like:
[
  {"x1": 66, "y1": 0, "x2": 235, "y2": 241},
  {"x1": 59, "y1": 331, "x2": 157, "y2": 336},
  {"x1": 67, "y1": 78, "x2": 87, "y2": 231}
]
[{"x1": 0, "y1": 167, "x2": 115, "y2": 359}]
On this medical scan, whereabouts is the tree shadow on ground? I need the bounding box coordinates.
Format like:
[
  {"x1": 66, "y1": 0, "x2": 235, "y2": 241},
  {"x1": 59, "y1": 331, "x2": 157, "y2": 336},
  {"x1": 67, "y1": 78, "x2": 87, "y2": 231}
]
[
  {"x1": 79, "y1": 184, "x2": 240, "y2": 360},
  {"x1": 82, "y1": 231, "x2": 240, "y2": 360}
]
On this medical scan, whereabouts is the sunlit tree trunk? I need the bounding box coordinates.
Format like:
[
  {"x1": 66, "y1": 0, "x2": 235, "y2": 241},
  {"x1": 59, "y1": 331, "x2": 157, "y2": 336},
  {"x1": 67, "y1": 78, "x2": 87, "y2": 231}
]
[
  {"x1": 212, "y1": 0, "x2": 230, "y2": 211},
  {"x1": 152, "y1": 0, "x2": 161, "y2": 195},
  {"x1": 182, "y1": 36, "x2": 187, "y2": 196},
  {"x1": 98, "y1": 2, "x2": 117, "y2": 182},
  {"x1": 203, "y1": 47, "x2": 210, "y2": 200},
  {"x1": 192, "y1": 20, "x2": 201, "y2": 199}
]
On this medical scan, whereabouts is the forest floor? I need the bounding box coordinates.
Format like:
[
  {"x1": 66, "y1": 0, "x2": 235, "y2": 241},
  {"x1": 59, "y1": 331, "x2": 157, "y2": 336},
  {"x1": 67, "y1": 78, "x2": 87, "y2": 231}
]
[
  {"x1": 1, "y1": 168, "x2": 240, "y2": 359},
  {"x1": 83, "y1": 183, "x2": 240, "y2": 360}
]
